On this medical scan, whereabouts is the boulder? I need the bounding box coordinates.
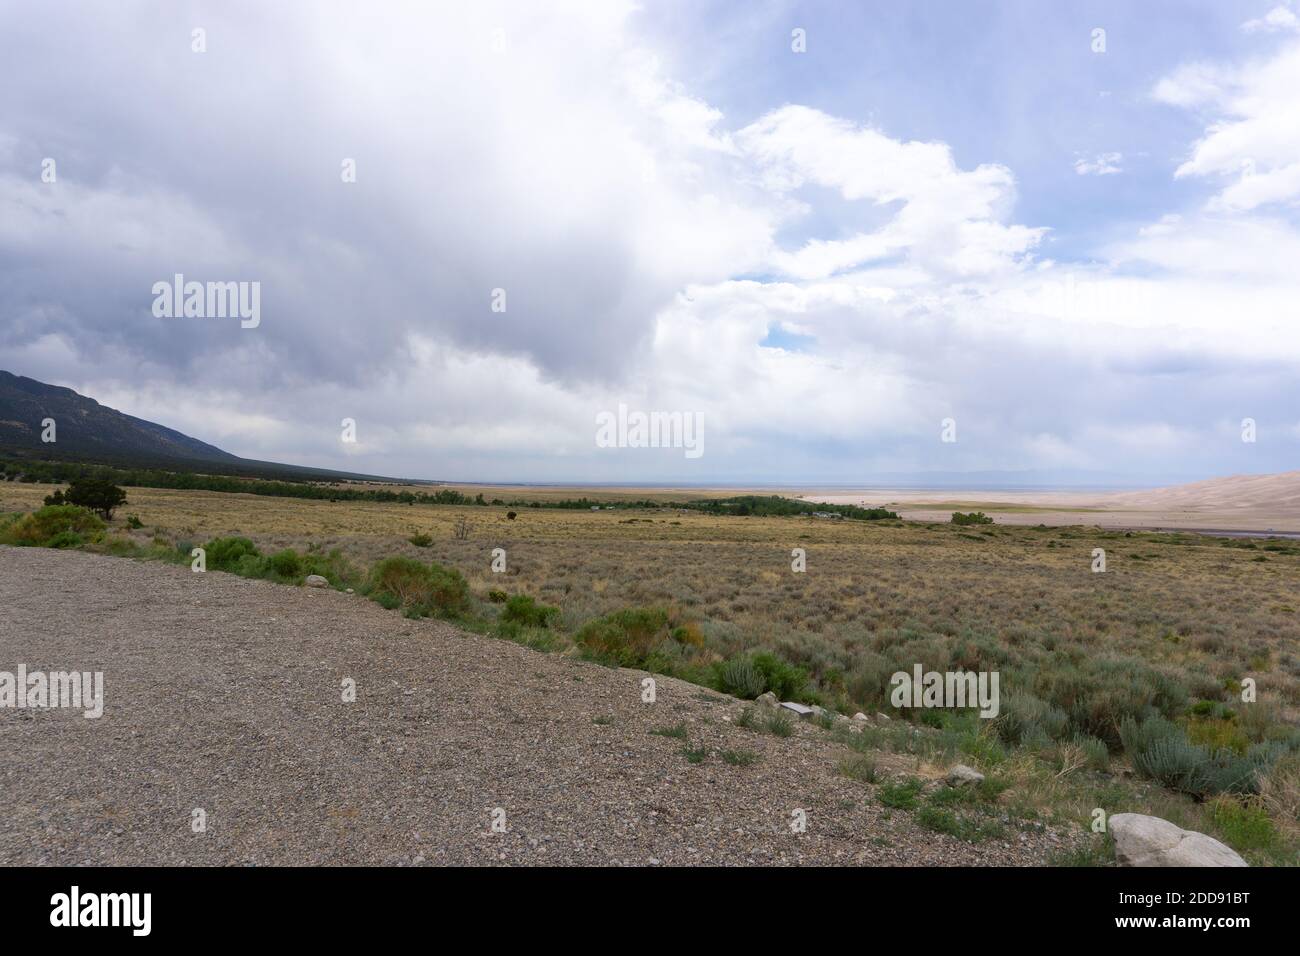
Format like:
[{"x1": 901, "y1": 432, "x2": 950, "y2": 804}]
[
  {"x1": 1109, "y1": 813, "x2": 1248, "y2": 867},
  {"x1": 755, "y1": 692, "x2": 779, "y2": 710},
  {"x1": 945, "y1": 764, "x2": 985, "y2": 788},
  {"x1": 852, "y1": 712, "x2": 869, "y2": 722},
  {"x1": 304, "y1": 574, "x2": 329, "y2": 589},
  {"x1": 876, "y1": 712, "x2": 891, "y2": 722}
]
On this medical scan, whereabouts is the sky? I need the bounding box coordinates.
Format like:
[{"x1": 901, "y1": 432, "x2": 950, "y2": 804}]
[{"x1": 1, "y1": 0, "x2": 1298, "y2": 485}]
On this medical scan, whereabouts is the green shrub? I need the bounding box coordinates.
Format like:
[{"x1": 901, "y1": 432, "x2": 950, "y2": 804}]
[
  {"x1": 951, "y1": 511, "x2": 993, "y2": 526},
  {"x1": 125, "y1": 514, "x2": 144, "y2": 530},
  {"x1": 365, "y1": 556, "x2": 470, "y2": 618},
  {"x1": 45, "y1": 530, "x2": 85, "y2": 549},
  {"x1": 1120, "y1": 716, "x2": 1285, "y2": 798},
  {"x1": 573, "y1": 607, "x2": 670, "y2": 667},
  {"x1": 749, "y1": 652, "x2": 813, "y2": 702},
  {"x1": 408, "y1": 532, "x2": 433, "y2": 548},
  {"x1": 265, "y1": 549, "x2": 305, "y2": 581},
  {"x1": 204, "y1": 536, "x2": 260, "y2": 571},
  {"x1": 716, "y1": 657, "x2": 766, "y2": 699},
  {"x1": 487, "y1": 588, "x2": 508, "y2": 603},
  {"x1": 0, "y1": 505, "x2": 105, "y2": 547},
  {"x1": 500, "y1": 594, "x2": 560, "y2": 628}
]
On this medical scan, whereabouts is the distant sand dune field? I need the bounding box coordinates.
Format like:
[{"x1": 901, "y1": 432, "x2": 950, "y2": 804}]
[{"x1": 803, "y1": 471, "x2": 1300, "y2": 534}]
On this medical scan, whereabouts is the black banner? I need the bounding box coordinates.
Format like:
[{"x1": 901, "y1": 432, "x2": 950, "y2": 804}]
[{"x1": 0, "y1": 865, "x2": 1282, "y2": 941}]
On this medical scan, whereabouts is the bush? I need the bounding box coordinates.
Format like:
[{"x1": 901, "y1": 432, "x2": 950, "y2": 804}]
[
  {"x1": 500, "y1": 594, "x2": 559, "y2": 628},
  {"x1": 951, "y1": 511, "x2": 993, "y2": 526},
  {"x1": 0, "y1": 505, "x2": 105, "y2": 547},
  {"x1": 45, "y1": 530, "x2": 85, "y2": 549},
  {"x1": 1120, "y1": 716, "x2": 1285, "y2": 799},
  {"x1": 574, "y1": 607, "x2": 671, "y2": 667},
  {"x1": 365, "y1": 557, "x2": 470, "y2": 618},
  {"x1": 487, "y1": 588, "x2": 508, "y2": 603},
  {"x1": 717, "y1": 657, "x2": 766, "y2": 699},
  {"x1": 408, "y1": 532, "x2": 433, "y2": 548},
  {"x1": 265, "y1": 549, "x2": 305, "y2": 581},
  {"x1": 750, "y1": 652, "x2": 814, "y2": 702},
  {"x1": 713, "y1": 652, "x2": 813, "y2": 702},
  {"x1": 46, "y1": 479, "x2": 128, "y2": 520},
  {"x1": 203, "y1": 536, "x2": 260, "y2": 571},
  {"x1": 125, "y1": 514, "x2": 144, "y2": 530}
]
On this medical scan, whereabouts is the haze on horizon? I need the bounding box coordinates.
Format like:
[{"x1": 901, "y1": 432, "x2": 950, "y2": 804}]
[{"x1": 2, "y1": 1, "x2": 1299, "y2": 486}]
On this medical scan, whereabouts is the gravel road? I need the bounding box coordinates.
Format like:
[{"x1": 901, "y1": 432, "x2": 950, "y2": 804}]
[{"x1": 0, "y1": 547, "x2": 1071, "y2": 865}]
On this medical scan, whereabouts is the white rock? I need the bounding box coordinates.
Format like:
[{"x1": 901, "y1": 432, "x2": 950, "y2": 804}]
[
  {"x1": 946, "y1": 764, "x2": 985, "y2": 787},
  {"x1": 852, "y1": 713, "x2": 869, "y2": 722},
  {"x1": 304, "y1": 574, "x2": 329, "y2": 588},
  {"x1": 876, "y1": 712, "x2": 891, "y2": 722},
  {"x1": 755, "y1": 692, "x2": 779, "y2": 709},
  {"x1": 1109, "y1": 813, "x2": 1248, "y2": 867}
]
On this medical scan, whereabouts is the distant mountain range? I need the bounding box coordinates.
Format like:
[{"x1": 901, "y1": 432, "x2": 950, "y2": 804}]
[{"x1": 0, "y1": 370, "x2": 402, "y2": 483}]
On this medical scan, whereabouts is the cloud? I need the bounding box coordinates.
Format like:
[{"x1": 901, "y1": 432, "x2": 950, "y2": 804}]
[
  {"x1": 1074, "y1": 152, "x2": 1124, "y2": 176},
  {"x1": 736, "y1": 106, "x2": 1046, "y2": 280},
  {"x1": 1154, "y1": 36, "x2": 1300, "y2": 211},
  {"x1": 1242, "y1": 4, "x2": 1299, "y2": 33},
  {"x1": 2, "y1": 2, "x2": 1299, "y2": 483}
]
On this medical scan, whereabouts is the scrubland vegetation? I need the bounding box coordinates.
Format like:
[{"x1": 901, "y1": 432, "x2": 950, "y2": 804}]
[{"x1": 2, "y1": 478, "x2": 1298, "y2": 864}]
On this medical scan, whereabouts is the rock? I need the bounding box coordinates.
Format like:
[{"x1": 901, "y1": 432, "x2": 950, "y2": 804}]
[
  {"x1": 755, "y1": 692, "x2": 779, "y2": 710},
  {"x1": 875, "y1": 712, "x2": 891, "y2": 722},
  {"x1": 1109, "y1": 813, "x2": 1248, "y2": 867},
  {"x1": 780, "y1": 702, "x2": 814, "y2": 717},
  {"x1": 946, "y1": 764, "x2": 985, "y2": 787},
  {"x1": 852, "y1": 713, "x2": 869, "y2": 722},
  {"x1": 304, "y1": 575, "x2": 329, "y2": 589}
]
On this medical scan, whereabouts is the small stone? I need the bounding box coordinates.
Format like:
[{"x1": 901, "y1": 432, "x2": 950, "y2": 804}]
[
  {"x1": 852, "y1": 713, "x2": 869, "y2": 722},
  {"x1": 876, "y1": 712, "x2": 891, "y2": 721},
  {"x1": 304, "y1": 574, "x2": 329, "y2": 589},
  {"x1": 755, "y1": 692, "x2": 779, "y2": 709},
  {"x1": 946, "y1": 764, "x2": 984, "y2": 787}
]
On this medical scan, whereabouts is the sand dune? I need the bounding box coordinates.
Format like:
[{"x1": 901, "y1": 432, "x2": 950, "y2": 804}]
[{"x1": 803, "y1": 471, "x2": 1300, "y2": 534}]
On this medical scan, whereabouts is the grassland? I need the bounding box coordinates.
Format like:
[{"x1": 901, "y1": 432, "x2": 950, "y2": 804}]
[{"x1": 3, "y1": 479, "x2": 1298, "y2": 863}]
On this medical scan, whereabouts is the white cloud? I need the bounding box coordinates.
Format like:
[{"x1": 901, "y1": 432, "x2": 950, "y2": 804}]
[
  {"x1": 1074, "y1": 152, "x2": 1123, "y2": 176},
  {"x1": 1242, "y1": 4, "x2": 1299, "y2": 33},
  {"x1": 736, "y1": 106, "x2": 1046, "y2": 280},
  {"x1": 1155, "y1": 37, "x2": 1300, "y2": 211}
]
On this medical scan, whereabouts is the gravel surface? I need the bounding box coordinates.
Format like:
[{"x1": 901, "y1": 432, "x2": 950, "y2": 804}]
[{"x1": 0, "y1": 547, "x2": 1074, "y2": 865}]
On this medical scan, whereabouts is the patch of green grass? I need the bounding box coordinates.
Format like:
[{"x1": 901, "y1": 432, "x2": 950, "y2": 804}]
[
  {"x1": 650, "y1": 722, "x2": 689, "y2": 740},
  {"x1": 838, "y1": 755, "x2": 878, "y2": 783},
  {"x1": 879, "y1": 778, "x2": 923, "y2": 810},
  {"x1": 764, "y1": 710, "x2": 795, "y2": 738},
  {"x1": 681, "y1": 745, "x2": 708, "y2": 764},
  {"x1": 720, "y1": 749, "x2": 759, "y2": 766}
]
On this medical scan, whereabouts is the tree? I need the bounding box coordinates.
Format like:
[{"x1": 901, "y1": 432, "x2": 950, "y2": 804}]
[{"x1": 47, "y1": 479, "x2": 128, "y2": 520}]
